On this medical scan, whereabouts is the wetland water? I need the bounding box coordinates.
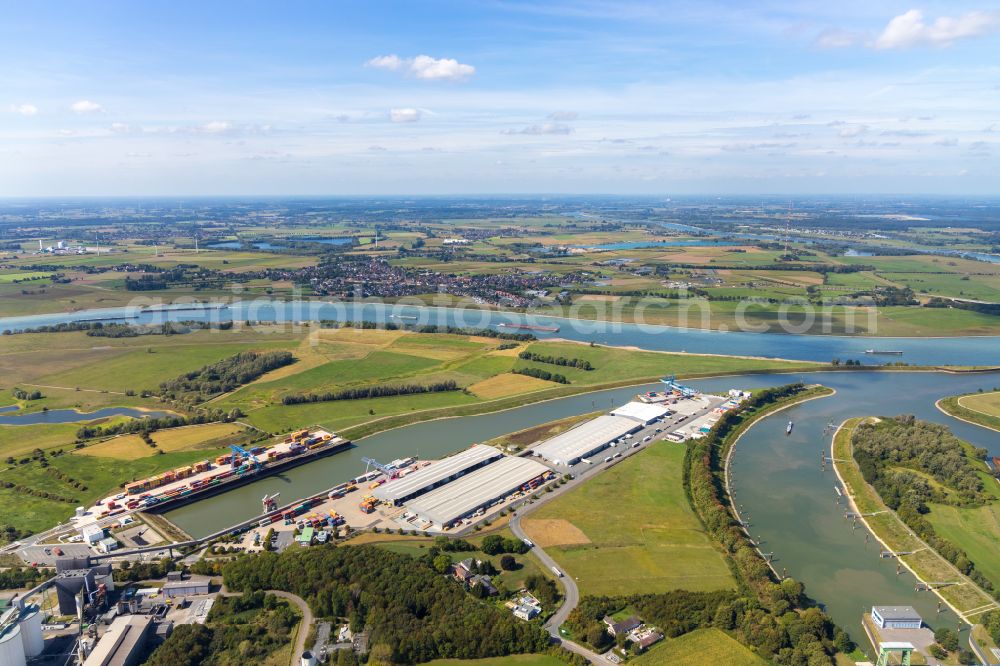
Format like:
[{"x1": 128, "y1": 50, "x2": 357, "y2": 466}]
[
  {"x1": 0, "y1": 406, "x2": 168, "y2": 425},
  {"x1": 2, "y1": 300, "x2": 1000, "y2": 366},
  {"x1": 164, "y1": 369, "x2": 1000, "y2": 654}
]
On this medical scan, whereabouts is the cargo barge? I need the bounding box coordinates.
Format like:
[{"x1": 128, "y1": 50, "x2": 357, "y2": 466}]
[
  {"x1": 95, "y1": 430, "x2": 351, "y2": 516},
  {"x1": 496, "y1": 322, "x2": 560, "y2": 333},
  {"x1": 864, "y1": 349, "x2": 903, "y2": 355}
]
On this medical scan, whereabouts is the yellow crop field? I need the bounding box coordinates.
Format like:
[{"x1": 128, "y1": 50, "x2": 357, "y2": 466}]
[{"x1": 467, "y1": 373, "x2": 556, "y2": 399}]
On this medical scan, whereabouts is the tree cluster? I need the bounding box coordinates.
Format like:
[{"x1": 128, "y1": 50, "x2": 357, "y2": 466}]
[
  {"x1": 480, "y1": 534, "x2": 530, "y2": 555},
  {"x1": 145, "y1": 591, "x2": 299, "y2": 666},
  {"x1": 281, "y1": 380, "x2": 459, "y2": 405},
  {"x1": 222, "y1": 545, "x2": 549, "y2": 664},
  {"x1": 160, "y1": 351, "x2": 295, "y2": 403},
  {"x1": 512, "y1": 368, "x2": 569, "y2": 384},
  {"x1": 518, "y1": 351, "x2": 593, "y2": 370}
]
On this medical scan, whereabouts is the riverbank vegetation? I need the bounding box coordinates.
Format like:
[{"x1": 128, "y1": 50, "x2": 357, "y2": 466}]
[
  {"x1": 832, "y1": 418, "x2": 999, "y2": 617},
  {"x1": 849, "y1": 417, "x2": 1000, "y2": 595}
]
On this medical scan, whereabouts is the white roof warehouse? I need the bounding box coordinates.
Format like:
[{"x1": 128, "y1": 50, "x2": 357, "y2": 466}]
[
  {"x1": 532, "y1": 414, "x2": 641, "y2": 465},
  {"x1": 373, "y1": 444, "x2": 503, "y2": 506},
  {"x1": 406, "y1": 456, "x2": 550, "y2": 526}
]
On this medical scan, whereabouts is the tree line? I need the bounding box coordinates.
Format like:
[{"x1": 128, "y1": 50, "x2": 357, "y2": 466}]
[
  {"x1": 222, "y1": 545, "x2": 549, "y2": 664},
  {"x1": 159, "y1": 350, "x2": 295, "y2": 404},
  {"x1": 518, "y1": 351, "x2": 593, "y2": 370},
  {"x1": 319, "y1": 320, "x2": 537, "y2": 341},
  {"x1": 75, "y1": 408, "x2": 242, "y2": 440},
  {"x1": 282, "y1": 380, "x2": 459, "y2": 405},
  {"x1": 682, "y1": 383, "x2": 851, "y2": 664},
  {"x1": 851, "y1": 416, "x2": 997, "y2": 595},
  {"x1": 0, "y1": 319, "x2": 234, "y2": 337},
  {"x1": 512, "y1": 368, "x2": 569, "y2": 384}
]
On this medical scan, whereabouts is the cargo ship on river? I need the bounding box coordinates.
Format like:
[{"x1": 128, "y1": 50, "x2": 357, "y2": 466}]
[
  {"x1": 91, "y1": 429, "x2": 351, "y2": 516},
  {"x1": 496, "y1": 322, "x2": 560, "y2": 333}
]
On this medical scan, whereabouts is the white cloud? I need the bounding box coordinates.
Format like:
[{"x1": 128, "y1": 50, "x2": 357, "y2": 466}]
[
  {"x1": 366, "y1": 54, "x2": 403, "y2": 71},
  {"x1": 874, "y1": 9, "x2": 1000, "y2": 49},
  {"x1": 71, "y1": 99, "x2": 103, "y2": 114},
  {"x1": 934, "y1": 137, "x2": 958, "y2": 146},
  {"x1": 10, "y1": 103, "x2": 38, "y2": 116},
  {"x1": 548, "y1": 110, "x2": 578, "y2": 121},
  {"x1": 109, "y1": 122, "x2": 132, "y2": 133},
  {"x1": 389, "y1": 108, "x2": 422, "y2": 123},
  {"x1": 367, "y1": 54, "x2": 475, "y2": 82},
  {"x1": 501, "y1": 122, "x2": 573, "y2": 135}
]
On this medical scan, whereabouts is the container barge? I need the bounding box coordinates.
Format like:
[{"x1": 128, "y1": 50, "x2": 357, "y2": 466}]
[
  {"x1": 496, "y1": 322, "x2": 560, "y2": 333},
  {"x1": 99, "y1": 430, "x2": 351, "y2": 515}
]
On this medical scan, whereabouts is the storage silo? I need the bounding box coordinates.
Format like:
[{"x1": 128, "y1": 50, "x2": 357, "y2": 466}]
[
  {"x1": 0, "y1": 610, "x2": 27, "y2": 666},
  {"x1": 300, "y1": 651, "x2": 317, "y2": 666},
  {"x1": 17, "y1": 606, "x2": 43, "y2": 658}
]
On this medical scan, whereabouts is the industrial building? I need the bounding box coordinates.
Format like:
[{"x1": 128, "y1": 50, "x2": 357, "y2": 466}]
[
  {"x1": 0, "y1": 604, "x2": 44, "y2": 666},
  {"x1": 610, "y1": 402, "x2": 670, "y2": 424},
  {"x1": 161, "y1": 579, "x2": 211, "y2": 599},
  {"x1": 373, "y1": 444, "x2": 503, "y2": 506},
  {"x1": 532, "y1": 414, "x2": 642, "y2": 465},
  {"x1": 871, "y1": 606, "x2": 922, "y2": 630},
  {"x1": 406, "y1": 456, "x2": 550, "y2": 526},
  {"x1": 83, "y1": 615, "x2": 153, "y2": 666}
]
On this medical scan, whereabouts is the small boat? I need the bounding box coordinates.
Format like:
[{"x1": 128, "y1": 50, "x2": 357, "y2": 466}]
[
  {"x1": 864, "y1": 349, "x2": 903, "y2": 355},
  {"x1": 786, "y1": 421, "x2": 794, "y2": 435}
]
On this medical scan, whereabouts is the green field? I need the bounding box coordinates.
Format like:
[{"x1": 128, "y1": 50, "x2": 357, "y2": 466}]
[
  {"x1": 631, "y1": 628, "x2": 768, "y2": 666},
  {"x1": 926, "y1": 472, "x2": 1000, "y2": 592},
  {"x1": 523, "y1": 444, "x2": 735, "y2": 596},
  {"x1": 938, "y1": 392, "x2": 1000, "y2": 432}
]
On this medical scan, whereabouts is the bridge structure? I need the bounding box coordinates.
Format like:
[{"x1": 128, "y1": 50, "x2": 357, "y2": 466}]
[{"x1": 875, "y1": 642, "x2": 913, "y2": 666}]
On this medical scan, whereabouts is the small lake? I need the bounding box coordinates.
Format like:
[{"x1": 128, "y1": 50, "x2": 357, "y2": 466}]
[
  {"x1": 206, "y1": 241, "x2": 283, "y2": 250},
  {"x1": 0, "y1": 407, "x2": 169, "y2": 426}
]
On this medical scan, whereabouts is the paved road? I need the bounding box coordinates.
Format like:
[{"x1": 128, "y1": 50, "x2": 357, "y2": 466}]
[{"x1": 268, "y1": 590, "x2": 314, "y2": 663}]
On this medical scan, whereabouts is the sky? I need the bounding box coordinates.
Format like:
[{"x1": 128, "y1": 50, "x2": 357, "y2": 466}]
[{"x1": 1, "y1": 0, "x2": 999, "y2": 196}]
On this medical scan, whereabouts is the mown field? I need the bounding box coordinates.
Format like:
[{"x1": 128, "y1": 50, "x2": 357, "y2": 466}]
[
  {"x1": 926, "y1": 472, "x2": 1000, "y2": 592},
  {"x1": 522, "y1": 443, "x2": 735, "y2": 596},
  {"x1": 631, "y1": 628, "x2": 768, "y2": 666},
  {"x1": 938, "y1": 391, "x2": 1000, "y2": 432}
]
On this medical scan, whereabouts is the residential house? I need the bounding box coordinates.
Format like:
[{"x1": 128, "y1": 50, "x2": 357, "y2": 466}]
[{"x1": 603, "y1": 615, "x2": 642, "y2": 637}]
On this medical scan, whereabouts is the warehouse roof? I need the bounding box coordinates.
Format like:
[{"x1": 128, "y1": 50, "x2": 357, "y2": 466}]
[
  {"x1": 406, "y1": 457, "x2": 549, "y2": 525},
  {"x1": 532, "y1": 414, "x2": 639, "y2": 463},
  {"x1": 611, "y1": 401, "x2": 670, "y2": 424},
  {"x1": 873, "y1": 606, "x2": 922, "y2": 620},
  {"x1": 83, "y1": 615, "x2": 152, "y2": 666},
  {"x1": 373, "y1": 444, "x2": 502, "y2": 504}
]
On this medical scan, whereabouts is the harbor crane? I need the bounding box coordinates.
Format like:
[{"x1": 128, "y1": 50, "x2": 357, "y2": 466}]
[
  {"x1": 660, "y1": 375, "x2": 697, "y2": 397},
  {"x1": 262, "y1": 492, "x2": 281, "y2": 511},
  {"x1": 230, "y1": 444, "x2": 262, "y2": 476},
  {"x1": 362, "y1": 456, "x2": 400, "y2": 479}
]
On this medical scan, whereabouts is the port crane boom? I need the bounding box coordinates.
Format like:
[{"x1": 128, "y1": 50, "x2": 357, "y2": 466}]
[
  {"x1": 230, "y1": 444, "x2": 262, "y2": 476},
  {"x1": 361, "y1": 456, "x2": 399, "y2": 479}
]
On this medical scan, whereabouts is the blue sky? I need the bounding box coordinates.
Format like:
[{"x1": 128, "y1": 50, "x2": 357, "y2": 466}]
[{"x1": 2, "y1": 0, "x2": 998, "y2": 195}]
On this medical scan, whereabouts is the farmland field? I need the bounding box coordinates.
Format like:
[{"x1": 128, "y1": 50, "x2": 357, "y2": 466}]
[{"x1": 522, "y1": 444, "x2": 735, "y2": 596}]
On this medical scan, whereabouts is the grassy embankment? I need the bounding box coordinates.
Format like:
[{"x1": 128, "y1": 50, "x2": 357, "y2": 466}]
[
  {"x1": 832, "y1": 418, "x2": 998, "y2": 620},
  {"x1": 938, "y1": 390, "x2": 1000, "y2": 432}
]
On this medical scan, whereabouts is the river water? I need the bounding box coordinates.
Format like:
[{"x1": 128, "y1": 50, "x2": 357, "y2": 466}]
[
  {"x1": 2, "y1": 300, "x2": 1000, "y2": 366},
  {"x1": 163, "y1": 369, "x2": 1000, "y2": 655}
]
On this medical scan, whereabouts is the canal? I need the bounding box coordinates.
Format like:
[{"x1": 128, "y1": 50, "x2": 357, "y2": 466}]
[{"x1": 164, "y1": 369, "x2": 1000, "y2": 655}]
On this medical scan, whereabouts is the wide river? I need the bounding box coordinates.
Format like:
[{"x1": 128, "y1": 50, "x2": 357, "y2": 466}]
[
  {"x1": 2, "y1": 299, "x2": 1000, "y2": 365},
  {"x1": 162, "y1": 368, "x2": 1000, "y2": 656}
]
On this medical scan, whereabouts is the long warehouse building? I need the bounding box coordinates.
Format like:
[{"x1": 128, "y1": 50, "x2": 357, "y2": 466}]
[
  {"x1": 373, "y1": 444, "x2": 503, "y2": 506},
  {"x1": 406, "y1": 456, "x2": 551, "y2": 527},
  {"x1": 531, "y1": 414, "x2": 643, "y2": 465}
]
